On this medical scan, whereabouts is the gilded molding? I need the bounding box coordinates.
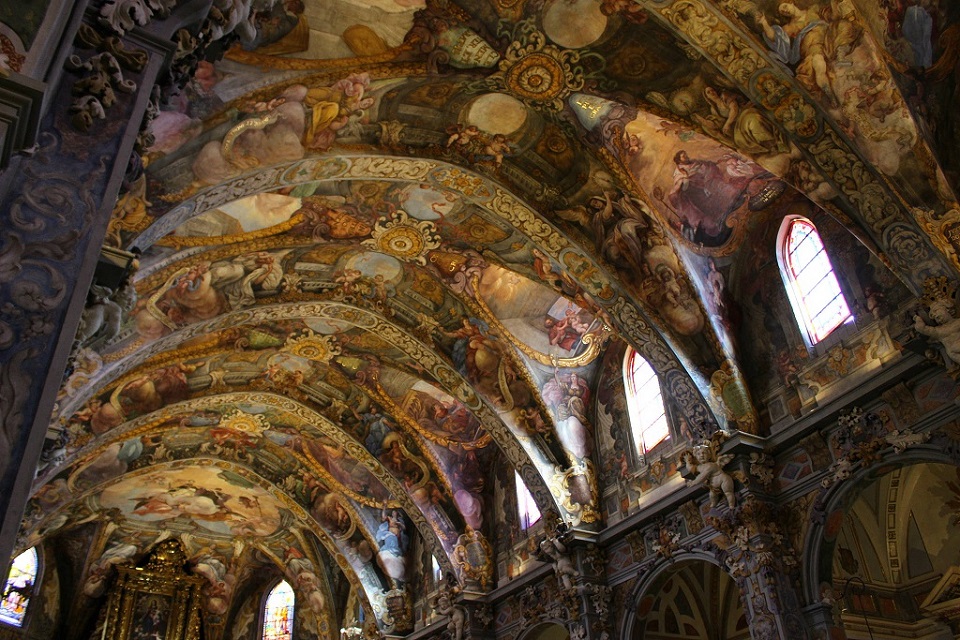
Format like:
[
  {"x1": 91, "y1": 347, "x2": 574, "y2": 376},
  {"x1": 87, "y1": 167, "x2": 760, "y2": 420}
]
[
  {"x1": 51, "y1": 391, "x2": 458, "y2": 579},
  {"x1": 642, "y1": 0, "x2": 956, "y2": 281},
  {"x1": 53, "y1": 301, "x2": 560, "y2": 520},
  {"x1": 129, "y1": 156, "x2": 720, "y2": 430}
]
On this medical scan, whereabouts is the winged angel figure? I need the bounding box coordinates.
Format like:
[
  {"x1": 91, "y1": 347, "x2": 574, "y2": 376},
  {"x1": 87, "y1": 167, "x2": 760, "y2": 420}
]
[{"x1": 685, "y1": 445, "x2": 737, "y2": 509}]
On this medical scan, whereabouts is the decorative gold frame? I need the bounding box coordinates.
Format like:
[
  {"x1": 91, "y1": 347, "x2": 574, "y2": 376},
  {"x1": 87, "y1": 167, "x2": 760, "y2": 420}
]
[
  {"x1": 470, "y1": 275, "x2": 612, "y2": 368},
  {"x1": 101, "y1": 540, "x2": 204, "y2": 640}
]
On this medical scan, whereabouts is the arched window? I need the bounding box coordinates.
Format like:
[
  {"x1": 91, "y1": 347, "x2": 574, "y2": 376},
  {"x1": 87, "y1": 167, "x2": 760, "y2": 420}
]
[
  {"x1": 431, "y1": 555, "x2": 443, "y2": 585},
  {"x1": 515, "y1": 471, "x2": 541, "y2": 530},
  {"x1": 624, "y1": 349, "x2": 670, "y2": 456},
  {"x1": 262, "y1": 580, "x2": 295, "y2": 640},
  {"x1": 778, "y1": 217, "x2": 852, "y2": 345},
  {"x1": 0, "y1": 548, "x2": 39, "y2": 628}
]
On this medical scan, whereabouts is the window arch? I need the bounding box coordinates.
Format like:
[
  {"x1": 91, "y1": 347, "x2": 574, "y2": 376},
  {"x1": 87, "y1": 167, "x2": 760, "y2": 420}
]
[
  {"x1": 262, "y1": 579, "x2": 295, "y2": 640},
  {"x1": 778, "y1": 217, "x2": 852, "y2": 345},
  {"x1": 431, "y1": 555, "x2": 443, "y2": 586},
  {"x1": 0, "y1": 547, "x2": 39, "y2": 628},
  {"x1": 515, "y1": 471, "x2": 541, "y2": 530},
  {"x1": 624, "y1": 349, "x2": 670, "y2": 457}
]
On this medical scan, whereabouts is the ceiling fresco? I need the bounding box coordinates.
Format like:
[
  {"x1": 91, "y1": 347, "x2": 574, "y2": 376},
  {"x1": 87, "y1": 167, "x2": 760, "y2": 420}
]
[{"x1": 22, "y1": 0, "x2": 960, "y2": 636}]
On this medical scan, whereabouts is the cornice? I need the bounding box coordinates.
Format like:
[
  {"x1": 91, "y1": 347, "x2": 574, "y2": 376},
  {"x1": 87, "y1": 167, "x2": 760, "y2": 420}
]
[{"x1": 0, "y1": 73, "x2": 45, "y2": 169}]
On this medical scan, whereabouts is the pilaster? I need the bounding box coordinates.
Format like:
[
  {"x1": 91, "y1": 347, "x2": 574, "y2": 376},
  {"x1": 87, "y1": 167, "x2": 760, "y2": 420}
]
[{"x1": 0, "y1": 0, "x2": 211, "y2": 578}]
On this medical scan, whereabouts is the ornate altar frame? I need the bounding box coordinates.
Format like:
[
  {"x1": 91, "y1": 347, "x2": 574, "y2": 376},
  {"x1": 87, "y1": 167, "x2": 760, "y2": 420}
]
[{"x1": 101, "y1": 540, "x2": 205, "y2": 640}]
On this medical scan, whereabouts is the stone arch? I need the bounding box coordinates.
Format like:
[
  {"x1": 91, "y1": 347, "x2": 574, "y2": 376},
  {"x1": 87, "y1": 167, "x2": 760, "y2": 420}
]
[
  {"x1": 47, "y1": 391, "x2": 460, "y2": 578},
  {"x1": 518, "y1": 621, "x2": 571, "y2": 640},
  {"x1": 620, "y1": 551, "x2": 746, "y2": 640},
  {"x1": 55, "y1": 299, "x2": 561, "y2": 521},
  {"x1": 131, "y1": 154, "x2": 720, "y2": 432},
  {"x1": 800, "y1": 447, "x2": 960, "y2": 637},
  {"x1": 21, "y1": 457, "x2": 390, "y2": 630},
  {"x1": 801, "y1": 445, "x2": 960, "y2": 606}
]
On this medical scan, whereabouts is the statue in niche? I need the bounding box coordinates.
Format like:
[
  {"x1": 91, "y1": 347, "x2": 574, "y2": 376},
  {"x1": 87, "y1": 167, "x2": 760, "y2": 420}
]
[{"x1": 75, "y1": 281, "x2": 137, "y2": 350}]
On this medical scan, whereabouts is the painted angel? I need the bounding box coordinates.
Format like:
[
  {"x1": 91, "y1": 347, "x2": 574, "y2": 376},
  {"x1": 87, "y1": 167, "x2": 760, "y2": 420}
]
[{"x1": 541, "y1": 371, "x2": 592, "y2": 460}]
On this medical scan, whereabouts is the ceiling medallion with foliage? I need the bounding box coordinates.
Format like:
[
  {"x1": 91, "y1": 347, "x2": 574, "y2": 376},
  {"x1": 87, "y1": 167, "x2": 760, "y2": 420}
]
[
  {"x1": 283, "y1": 329, "x2": 342, "y2": 363},
  {"x1": 220, "y1": 410, "x2": 270, "y2": 436},
  {"x1": 363, "y1": 210, "x2": 441, "y2": 265},
  {"x1": 499, "y1": 28, "x2": 583, "y2": 110},
  {"x1": 460, "y1": 20, "x2": 610, "y2": 113}
]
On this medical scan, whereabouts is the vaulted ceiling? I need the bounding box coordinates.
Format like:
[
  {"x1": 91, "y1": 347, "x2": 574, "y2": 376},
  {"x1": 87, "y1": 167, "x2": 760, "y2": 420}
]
[{"x1": 23, "y1": 0, "x2": 960, "y2": 637}]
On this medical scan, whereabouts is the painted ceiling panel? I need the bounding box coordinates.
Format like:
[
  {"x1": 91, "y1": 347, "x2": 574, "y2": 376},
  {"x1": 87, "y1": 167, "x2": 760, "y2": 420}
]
[{"x1": 25, "y1": 0, "x2": 960, "y2": 635}]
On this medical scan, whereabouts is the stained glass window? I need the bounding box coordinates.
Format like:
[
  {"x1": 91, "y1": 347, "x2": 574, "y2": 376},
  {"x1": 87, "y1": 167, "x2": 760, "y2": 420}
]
[
  {"x1": 625, "y1": 349, "x2": 670, "y2": 455},
  {"x1": 782, "y1": 218, "x2": 851, "y2": 344},
  {"x1": 262, "y1": 580, "x2": 294, "y2": 640},
  {"x1": 515, "y1": 471, "x2": 541, "y2": 530},
  {"x1": 0, "y1": 548, "x2": 38, "y2": 627}
]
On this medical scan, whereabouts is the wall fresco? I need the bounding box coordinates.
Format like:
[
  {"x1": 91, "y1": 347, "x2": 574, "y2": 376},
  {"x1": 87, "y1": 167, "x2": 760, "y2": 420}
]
[{"x1": 9, "y1": 0, "x2": 960, "y2": 636}]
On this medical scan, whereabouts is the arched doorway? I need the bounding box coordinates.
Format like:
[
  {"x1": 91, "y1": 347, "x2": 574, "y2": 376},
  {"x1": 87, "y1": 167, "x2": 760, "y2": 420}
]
[
  {"x1": 521, "y1": 622, "x2": 570, "y2": 640},
  {"x1": 821, "y1": 462, "x2": 960, "y2": 639},
  {"x1": 630, "y1": 560, "x2": 748, "y2": 640}
]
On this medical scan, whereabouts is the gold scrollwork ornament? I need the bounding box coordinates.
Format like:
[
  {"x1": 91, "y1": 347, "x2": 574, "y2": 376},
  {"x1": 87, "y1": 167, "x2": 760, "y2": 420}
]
[
  {"x1": 283, "y1": 329, "x2": 343, "y2": 363},
  {"x1": 362, "y1": 210, "x2": 441, "y2": 265},
  {"x1": 498, "y1": 27, "x2": 584, "y2": 111},
  {"x1": 453, "y1": 526, "x2": 494, "y2": 590},
  {"x1": 549, "y1": 461, "x2": 601, "y2": 525}
]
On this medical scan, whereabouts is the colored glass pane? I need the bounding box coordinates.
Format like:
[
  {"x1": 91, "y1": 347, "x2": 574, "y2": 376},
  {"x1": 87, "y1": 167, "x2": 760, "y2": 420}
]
[
  {"x1": 626, "y1": 351, "x2": 669, "y2": 454},
  {"x1": 0, "y1": 548, "x2": 37, "y2": 627},
  {"x1": 262, "y1": 580, "x2": 295, "y2": 640},
  {"x1": 784, "y1": 219, "x2": 851, "y2": 343},
  {"x1": 515, "y1": 471, "x2": 541, "y2": 530}
]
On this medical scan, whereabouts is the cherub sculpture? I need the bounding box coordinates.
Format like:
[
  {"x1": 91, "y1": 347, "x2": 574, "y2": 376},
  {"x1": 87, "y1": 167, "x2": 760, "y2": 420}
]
[
  {"x1": 914, "y1": 292, "x2": 960, "y2": 367},
  {"x1": 431, "y1": 585, "x2": 466, "y2": 640},
  {"x1": 685, "y1": 444, "x2": 736, "y2": 509},
  {"x1": 75, "y1": 280, "x2": 137, "y2": 350},
  {"x1": 538, "y1": 521, "x2": 578, "y2": 590}
]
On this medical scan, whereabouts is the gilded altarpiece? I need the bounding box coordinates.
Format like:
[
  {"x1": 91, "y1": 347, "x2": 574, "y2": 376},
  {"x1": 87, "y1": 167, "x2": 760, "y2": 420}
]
[{"x1": 101, "y1": 541, "x2": 204, "y2": 640}]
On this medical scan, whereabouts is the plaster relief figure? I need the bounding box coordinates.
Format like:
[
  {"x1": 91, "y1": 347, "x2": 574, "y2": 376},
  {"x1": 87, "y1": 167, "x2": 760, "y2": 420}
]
[
  {"x1": 135, "y1": 252, "x2": 283, "y2": 340},
  {"x1": 685, "y1": 445, "x2": 736, "y2": 509},
  {"x1": 75, "y1": 281, "x2": 137, "y2": 350},
  {"x1": 431, "y1": 586, "x2": 466, "y2": 640},
  {"x1": 538, "y1": 523, "x2": 579, "y2": 590},
  {"x1": 914, "y1": 296, "x2": 960, "y2": 367}
]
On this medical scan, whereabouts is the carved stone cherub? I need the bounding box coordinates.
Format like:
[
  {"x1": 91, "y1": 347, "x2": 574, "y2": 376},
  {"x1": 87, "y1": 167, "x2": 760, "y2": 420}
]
[
  {"x1": 431, "y1": 585, "x2": 466, "y2": 640},
  {"x1": 538, "y1": 521, "x2": 579, "y2": 591},
  {"x1": 914, "y1": 295, "x2": 960, "y2": 367},
  {"x1": 75, "y1": 280, "x2": 137, "y2": 350},
  {"x1": 685, "y1": 444, "x2": 736, "y2": 509}
]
